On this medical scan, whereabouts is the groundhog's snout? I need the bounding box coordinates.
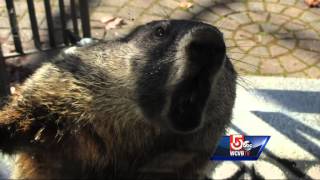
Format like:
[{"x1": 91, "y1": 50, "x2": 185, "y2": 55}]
[
  {"x1": 166, "y1": 26, "x2": 226, "y2": 134},
  {"x1": 187, "y1": 27, "x2": 226, "y2": 70}
]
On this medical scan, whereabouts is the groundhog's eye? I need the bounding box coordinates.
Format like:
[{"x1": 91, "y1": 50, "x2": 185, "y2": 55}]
[{"x1": 155, "y1": 27, "x2": 166, "y2": 37}]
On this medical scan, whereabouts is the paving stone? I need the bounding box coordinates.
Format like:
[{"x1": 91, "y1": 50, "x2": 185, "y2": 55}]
[
  {"x1": 242, "y1": 24, "x2": 260, "y2": 34},
  {"x1": 95, "y1": 6, "x2": 118, "y2": 14},
  {"x1": 261, "y1": 23, "x2": 280, "y2": 33},
  {"x1": 226, "y1": 2, "x2": 247, "y2": 12},
  {"x1": 299, "y1": 40, "x2": 320, "y2": 52},
  {"x1": 293, "y1": 49, "x2": 319, "y2": 65},
  {"x1": 229, "y1": 12, "x2": 251, "y2": 24},
  {"x1": 235, "y1": 59, "x2": 259, "y2": 73},
  {"x1": 234, "y1": 30, "x2": 253, "y2": 40},
  {"x1": 269, "y1": 44, "x2": 289, "y2": 57},
  {"x1": 91, "y1": 28, "x2": 106, "y2": 39},
  {"x1": 269, "y1": 14, "x2": 291, "y2": 25},
  {"x1": 102, "y1": 0, "x2": 128, "y2": 7},
  {"x1": 236, "y1": 39, "x2": 256, "y2": 51},
  {"x1": 186, "y1": 4, "x2": 205, "y2": 15},
  {"x1": 91, "y1": 11, "x2": 113, "y2": 21},
  {"x1": 248, "y1": 12, "x2": 269, "y2": 22},
  {"x1": 279, "y1": 55, "x2": 307, "y2": 72},
  {"x1": 260, "y1": 59, "x2": 284, "y2": 74},
  {"x1": 12, "y1": 1, "x2": 28, "y2": 17},
  {"x1": 170, "y1": 9, "x2": 193, "y2": 19},
  {"x1": 129, "y1": 0, "x2": 155, "y2": 8},
  {"x1": 225, "y1": 39, "x2": 236, "y2": 47},
  {"x1": 0, "y1": 17, "x2": 10, "y2": 28},
  {"x1": 277, "y1": 39, "x2": 296, "y2": 49},
  {"x1": 284, "y1": 21, "x2": 306, "y2": 31},
  {"x1": 90, "y1": 21, "x2": 107, "y2": 29},
  {"x1": 300, "y1": 12, "x2": 320, "y2": 22},
  {"x1": 210, "y1": 4, "x2": 233, "y2": 16},
  {"x1": 147, "y1": 4, "x2": 172, "y2": 17},
  {"x1": 295, "y1": 29, "x2": 319, "y2": 40},
  {"x1": 219, "y1": 29, "x2": 233, "y2": 38},
  {"x1": 287, "y1": 72, "x2": 308, "y2": 78},
  {"x1": 193, "y1": 0, "x2": 215, "y2": 7},
  {"x1": 159, "y1": 0, "x2": 179, "y2": 9},
  {"x1": 248, "y1": 2, "x2": 265, "y2": 12},
  {"x1": 266, "y1": 3, "x2": 286, "y2": 13},
  {"x1": 283, "y1": 7, "x2": 303, "y2": 18},
  {"x1": 228, "y1": 49, "x2": 246, "y2": 60},
  {"x1": 310, "y1": 21, "x2": 320, "y2": 31},
  {"x1": 138, "y1": 14, "x2": 163, "y2": 24},
  {"x1": 195, "y1": 10, "x2": 220, "y2": 23},
  {"x1": 117, "y1": 6, "x2": 144, "y2": 20},
  {"x1": 256, "y1": 33, "x2": 275, "y2": 44},
  {"x1": 304, "y1": 67, "x2": 320, "y2": 78},
  {"x1": 278, "y1": 0, "x2": 297, "y2": 5},
  {"x1": 250, "y1": 46, "x2": 269, "y2": 57},
  {"x1": 217, "y1": 18, "x2": 240, "y2": 31}
]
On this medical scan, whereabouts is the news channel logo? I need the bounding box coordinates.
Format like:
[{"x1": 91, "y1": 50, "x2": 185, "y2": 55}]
[{"x1": 211, "y1": 135, "x2": 270, "y2": 161}]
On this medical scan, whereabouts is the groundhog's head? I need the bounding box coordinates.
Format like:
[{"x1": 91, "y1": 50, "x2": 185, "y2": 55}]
[{"x1": 120, "y1": 20, "x2": 229, "y2": 134}]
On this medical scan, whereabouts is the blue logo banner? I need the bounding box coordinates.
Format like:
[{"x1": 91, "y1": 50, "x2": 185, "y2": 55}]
[{"x1": 211, "y1": 135, "x2": 270, "y2": 161}]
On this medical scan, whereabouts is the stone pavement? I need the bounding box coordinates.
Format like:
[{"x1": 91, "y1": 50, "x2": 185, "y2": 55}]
[{"x1": 1, "y1": 0, "x2": 319, "y2": 78}]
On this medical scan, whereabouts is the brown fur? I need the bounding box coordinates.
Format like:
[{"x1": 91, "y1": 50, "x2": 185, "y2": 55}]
[{"x1": 0, "y1": 20, "x2": 237, "y2": 179}]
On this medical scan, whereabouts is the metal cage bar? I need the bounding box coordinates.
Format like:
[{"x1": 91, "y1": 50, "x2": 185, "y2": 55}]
[
  {"x1": 0, "y1": 45, "x2": 10, "y2": 99},
  {"x1": 5, "y1": 0, "x2": 23, "y2": 54},
  {"x1": 79, "y1": 0, "x2": 91, "y2": 38},
  {"x1": 44, "y1": 0, "x2": 56, "y2": 47},
  {"x1": 70, "y1": 0, "x2": 79, "y2": 36},
  {"x1": 27, "y1": 0, "x2": 41, "y2": 50},
  {"x1": 2, "y1": 0, "x2": 91, "y2": 58},
  {"x1": 59, "y1": 0, "x2": 69, "y2": 45}
]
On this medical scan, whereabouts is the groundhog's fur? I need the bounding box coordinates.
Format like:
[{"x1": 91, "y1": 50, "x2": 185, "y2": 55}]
[{"x1": 0, "y1": 20, "x2": 237, "y2": 179}]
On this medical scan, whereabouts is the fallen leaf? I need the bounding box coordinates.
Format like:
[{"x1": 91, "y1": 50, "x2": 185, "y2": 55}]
[
  {"x1": 105, "y1": 17, "x2": 125, "y2": 30},
  {"x1": 100, "y1": 15, "x2": 116, "y2": 24},
  {"x1": 179, "y1": 1, "x2": 193, "y2": 9},
  {"x1": 305, "y1": 0, "x2": 320, "y2": 7}
]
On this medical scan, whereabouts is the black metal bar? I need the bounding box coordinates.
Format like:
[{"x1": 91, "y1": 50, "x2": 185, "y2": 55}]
[
  {"x1": 70, "y1": 0, "x2": 79, "y2": 36},
  {"x1": 26, "y1": 0, "x2": 41, "y2": 50},
  {"x1": 59, "y1": 0, "x2": 69, "y2": 45},
  {"x1": 5, "y1": 0, "x2": 23, "y2": 54},
  {"x1": 0, "y1": 44, "x2": 10, "y2": 101},
  {"x1": 44, "y1": 0, "x2": 56, "y2": 47},
  {"x1": 78, "y1": 0, "x2": 91, "y2": 37}
]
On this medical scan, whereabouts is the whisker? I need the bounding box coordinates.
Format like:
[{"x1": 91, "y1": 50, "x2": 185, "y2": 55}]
[{"x1": 229, "y1": 57, "x2": 258, "y2": 68}]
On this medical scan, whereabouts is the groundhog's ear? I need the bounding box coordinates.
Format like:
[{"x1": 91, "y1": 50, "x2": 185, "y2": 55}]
[{"x1": 0, "y1": 107, "x2": 56, "y2": 154}]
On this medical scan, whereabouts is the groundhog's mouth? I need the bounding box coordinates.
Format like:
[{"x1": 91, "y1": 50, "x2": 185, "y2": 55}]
[{"x1": 167, "y1": 71, "x2": 211, "y2": 134}]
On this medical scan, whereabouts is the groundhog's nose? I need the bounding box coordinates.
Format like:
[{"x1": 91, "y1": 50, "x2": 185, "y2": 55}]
[{"x1": 187, "y1": 27, "x2": 226, "y2": 68}]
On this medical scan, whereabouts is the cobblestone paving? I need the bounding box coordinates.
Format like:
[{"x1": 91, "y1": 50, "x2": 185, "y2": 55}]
[{"x1": 0, "y1": 0, "x2": 320, "y2": 78}]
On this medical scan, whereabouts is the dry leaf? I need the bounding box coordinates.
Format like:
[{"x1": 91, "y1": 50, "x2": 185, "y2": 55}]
[
  {"x1": 105, "y1": 17, "x2": 124, "y2": 30},
  {"x1": 305, "y1": 0, "x2": 320, "y2": 7},
  {"x1": 179, "y1": 1, "x2": 193, "y2": 9},
  {"x1": 100, "y1": 15, "x2": 116, "y2": 24}
]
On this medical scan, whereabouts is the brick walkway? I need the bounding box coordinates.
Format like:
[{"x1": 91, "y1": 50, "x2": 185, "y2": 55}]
[{"x1": 0, "y1": 0, "x2": 320, "y2": 78}]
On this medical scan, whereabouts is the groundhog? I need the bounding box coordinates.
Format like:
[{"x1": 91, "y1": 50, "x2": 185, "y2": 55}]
[{"x1": 0, "y1": 20, "x2": 237, "y2": 179}]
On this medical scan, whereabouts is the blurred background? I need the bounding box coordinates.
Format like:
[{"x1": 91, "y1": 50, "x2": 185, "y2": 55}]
[{"x1": 0, "y1": 0, "x2": 319, "y2": 179}]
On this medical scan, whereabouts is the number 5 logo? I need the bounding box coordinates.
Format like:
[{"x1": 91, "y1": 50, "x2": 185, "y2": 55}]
[{"x1": 230, "y1": 135, "x2": 244, "y2": 151}]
